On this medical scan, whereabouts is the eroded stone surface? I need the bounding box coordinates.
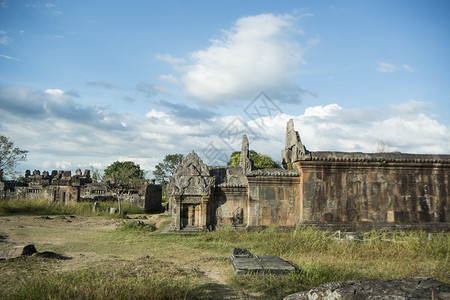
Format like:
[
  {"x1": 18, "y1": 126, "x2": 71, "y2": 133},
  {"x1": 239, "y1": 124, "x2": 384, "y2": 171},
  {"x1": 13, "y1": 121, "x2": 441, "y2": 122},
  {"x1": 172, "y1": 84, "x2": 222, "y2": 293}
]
[
  {"x1": 239, "y1": 135, "x2": 255, "y2": 175},
  {"x1": 284, "y1": 277, "x2": 450, "y2": 300},
  {"x1": 281, "y1": 119, "x2": 309, "y2": 168}
]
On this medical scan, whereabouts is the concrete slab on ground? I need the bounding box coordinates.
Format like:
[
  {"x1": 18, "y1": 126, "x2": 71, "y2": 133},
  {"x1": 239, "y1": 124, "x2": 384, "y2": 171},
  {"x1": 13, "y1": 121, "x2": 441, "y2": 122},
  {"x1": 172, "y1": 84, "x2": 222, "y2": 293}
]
[{"x1": 230, "y1": 248, "x2": 296, "y2": 275}]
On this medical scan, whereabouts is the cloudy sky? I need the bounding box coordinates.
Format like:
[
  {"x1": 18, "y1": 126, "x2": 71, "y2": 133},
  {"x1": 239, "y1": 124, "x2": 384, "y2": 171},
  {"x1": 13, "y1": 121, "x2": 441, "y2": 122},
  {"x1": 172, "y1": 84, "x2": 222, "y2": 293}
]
[{"x1": 1, "y1": 0, "x2": 449, "y2": 178}]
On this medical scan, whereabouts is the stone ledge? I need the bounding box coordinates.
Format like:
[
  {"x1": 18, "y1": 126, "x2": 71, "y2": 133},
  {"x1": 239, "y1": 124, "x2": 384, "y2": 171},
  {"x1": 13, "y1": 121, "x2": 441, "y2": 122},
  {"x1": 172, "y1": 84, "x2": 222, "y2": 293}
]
[{"x1": 302, "y1": 151, "x2": 450, "y2": 164}]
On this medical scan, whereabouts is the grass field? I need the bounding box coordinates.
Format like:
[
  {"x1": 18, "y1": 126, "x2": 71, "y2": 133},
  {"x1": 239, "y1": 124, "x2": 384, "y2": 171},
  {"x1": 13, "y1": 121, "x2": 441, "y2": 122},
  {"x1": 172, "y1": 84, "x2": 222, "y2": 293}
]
[{"x1": 0, "y1": 199, "x2": 449, "y2": 299}]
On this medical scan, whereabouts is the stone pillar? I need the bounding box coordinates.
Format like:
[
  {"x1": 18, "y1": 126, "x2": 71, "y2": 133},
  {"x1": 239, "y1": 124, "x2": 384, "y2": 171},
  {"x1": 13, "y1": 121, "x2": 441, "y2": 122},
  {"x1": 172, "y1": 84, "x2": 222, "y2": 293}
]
[
  {"x1": 188, "y1": 205, "x2": 195, "y2": 226},
  {"x1": 200, "y1": 196, "x2": 209, "y2": 229},
  {"x1": 194, "y1": 205, "x2": 199, "y2": 226},
  {"x1": 174, "y1": 196, "x2": 181, "y2": 230}
]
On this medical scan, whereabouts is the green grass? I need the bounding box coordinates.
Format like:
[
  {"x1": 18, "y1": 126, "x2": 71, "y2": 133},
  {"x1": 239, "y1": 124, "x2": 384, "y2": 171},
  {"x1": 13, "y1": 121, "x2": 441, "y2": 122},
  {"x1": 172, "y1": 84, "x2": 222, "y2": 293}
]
[
  {"x1": 0, "y1": 200, "x2": 449, "y2": 299},
  {"x1": 0, "y1": 198, "x2": 144, "y2": 215}
]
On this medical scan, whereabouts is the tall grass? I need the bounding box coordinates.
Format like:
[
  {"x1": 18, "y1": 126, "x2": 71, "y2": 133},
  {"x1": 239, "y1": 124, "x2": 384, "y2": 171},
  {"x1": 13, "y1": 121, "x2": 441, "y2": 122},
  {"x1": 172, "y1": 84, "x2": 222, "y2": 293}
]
[
  {"x1": 184, "y1": 226, "x2": 450, "y2": 297},
  {"x1": 7, "y1": 256, "x2": 208, "y2": 300},
  {"x1": 0, "y1": 199, "x2": 144, "y2": 215}
]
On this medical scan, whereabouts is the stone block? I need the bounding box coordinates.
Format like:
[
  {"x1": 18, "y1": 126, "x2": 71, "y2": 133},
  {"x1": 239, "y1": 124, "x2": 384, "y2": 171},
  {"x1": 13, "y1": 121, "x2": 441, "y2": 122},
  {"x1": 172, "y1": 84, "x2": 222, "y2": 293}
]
[{"x1": 230, "y1": 248, "x2": 296, "y2": 275}]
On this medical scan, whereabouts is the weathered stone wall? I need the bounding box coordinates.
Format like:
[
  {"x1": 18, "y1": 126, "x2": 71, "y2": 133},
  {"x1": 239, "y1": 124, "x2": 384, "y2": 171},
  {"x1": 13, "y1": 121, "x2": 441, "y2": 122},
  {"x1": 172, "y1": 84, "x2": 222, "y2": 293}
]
[
  {"x1": 1, "y1": 169, "x2": 161, "y2": 210},
  {"x1": 79, "y1": 183, "x2": 111, "y2": 201},
  {"x1": 295, "y1": 152, "x2": 449, "y2": 228},
  {"x1": 52, "y1": 186, "x2": 79, "y2": 203},
  {"x1": 247, "y1": 174, "x2": 300, "y2": 227},
  {"x1": 209, "y1": 186, "x2": 248, "y2": 228}
]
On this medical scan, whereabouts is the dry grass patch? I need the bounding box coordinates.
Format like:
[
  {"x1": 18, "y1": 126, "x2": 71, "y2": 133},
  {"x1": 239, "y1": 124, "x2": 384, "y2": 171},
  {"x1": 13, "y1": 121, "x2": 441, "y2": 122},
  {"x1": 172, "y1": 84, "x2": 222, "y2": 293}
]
[{"x1": 2, "y1": 256, "x2": 210, "y2": 300}]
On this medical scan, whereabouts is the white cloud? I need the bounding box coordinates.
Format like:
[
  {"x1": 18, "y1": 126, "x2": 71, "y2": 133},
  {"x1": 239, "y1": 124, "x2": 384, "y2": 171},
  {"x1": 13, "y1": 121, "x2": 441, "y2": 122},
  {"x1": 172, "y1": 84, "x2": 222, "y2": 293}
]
[
  {"x1": 0, "y1": 54, "x2": 19, "y2": 61},
  {"x1": 389, "y1": 99, "x2": 431, "y2": 117},
  {"x1": 1, "y1": 85, "x2": 448, "y2": 175},
  {"x1": 304, "y1": 103, "x2": 341, "y2": 118},
  {"x1": 155, "y1": 53, "x2": 185, "y2": 64},
  {"x1": 88, "y1": 162, "x2": 104, "y2": 169},
  {"x1": 136, "y1": 82, "x2": 171, "y2": 97},
  {"x1": 179, "y1": 13, "x2": 305, "y2": 103},
  {"x1": 145, "y1": 109, "x2": 168, "y2": 119},
  {"x1": 248, "y1": 102, "x2": 449, "y2": 158},
  {"x1": 377, "y1": 62, "x2": 414, "y2": 73},
  {"x1": 45, "y1": 88, "x2": 64, "y2": 95},
  {"x1": 159, "y1": 74, "x2": 179, "y2": 84},
  {"x1": 86, "y1": 81, "x2": 121, "y2": 89},
  {"x1": 376, "y1": 62, "x2": 398, "y2": 73},
  {"x1": 56, "y1": 161, "x2": 72, "y2": 169},
  {"x1": 0, "y1": 35, "x2": 11, "y2": 45},
  {"x1": 402, "y1": 64, "x2": 414, "y2": 72}
]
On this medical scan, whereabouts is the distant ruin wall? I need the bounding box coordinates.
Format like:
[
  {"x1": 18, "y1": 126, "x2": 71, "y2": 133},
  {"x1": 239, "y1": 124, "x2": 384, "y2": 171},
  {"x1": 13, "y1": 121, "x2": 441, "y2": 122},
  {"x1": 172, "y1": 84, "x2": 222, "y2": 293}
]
[
  {"x1": 296, "y1": 152, "x2": 449, "y2": 229},
  {"x1": 1, "y1": 169, "x2": 162, "y2": 210}
]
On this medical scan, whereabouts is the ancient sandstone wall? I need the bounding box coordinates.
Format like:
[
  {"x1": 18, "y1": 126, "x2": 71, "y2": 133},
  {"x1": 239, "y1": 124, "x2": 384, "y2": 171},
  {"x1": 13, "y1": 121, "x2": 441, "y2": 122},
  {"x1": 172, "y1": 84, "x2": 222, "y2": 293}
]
[
  {"x1": 209, "y1": 187, "x2": 248, "y2": 228},
  {"x1": 247, "y1": 174, "x2": 300, "y2": 227},
  {"x1": 295, "y1": 152, "x2": 449, "y2": 228}
]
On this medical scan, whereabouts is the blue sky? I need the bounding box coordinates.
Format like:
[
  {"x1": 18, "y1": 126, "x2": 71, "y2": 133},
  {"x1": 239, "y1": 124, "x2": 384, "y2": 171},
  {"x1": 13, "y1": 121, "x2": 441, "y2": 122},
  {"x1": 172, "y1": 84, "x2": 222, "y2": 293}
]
[{"x1": 1, "y1": 0, "x2": 449, "y2": 177}]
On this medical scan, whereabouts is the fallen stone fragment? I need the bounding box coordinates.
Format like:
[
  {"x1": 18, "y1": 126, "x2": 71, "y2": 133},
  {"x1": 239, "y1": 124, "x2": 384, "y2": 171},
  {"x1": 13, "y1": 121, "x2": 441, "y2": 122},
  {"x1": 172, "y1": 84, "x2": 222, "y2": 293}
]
[
  {"x1": 0, "y1": 244, "x2": 37, "y2": 260},
  {"x1": 283, "y1": 277, "x2": 450, "y2": 300},
  {"x1": 230, "y1": 247, "x2": 296, "y2": 275}
]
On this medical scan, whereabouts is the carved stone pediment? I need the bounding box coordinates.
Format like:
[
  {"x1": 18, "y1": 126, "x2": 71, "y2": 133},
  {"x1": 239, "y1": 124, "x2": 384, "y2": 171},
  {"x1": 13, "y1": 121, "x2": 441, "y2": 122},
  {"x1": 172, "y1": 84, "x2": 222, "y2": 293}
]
[{"x1": 168, "y1": 151, "x2": 215, "y2": 197}]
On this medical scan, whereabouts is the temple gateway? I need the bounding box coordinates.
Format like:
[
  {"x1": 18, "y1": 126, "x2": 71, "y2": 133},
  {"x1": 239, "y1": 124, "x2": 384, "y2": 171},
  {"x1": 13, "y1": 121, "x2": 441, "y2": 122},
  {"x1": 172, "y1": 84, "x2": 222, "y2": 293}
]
[{"x1": 167, "y1": 120, "x2": 449, "y2": 231}]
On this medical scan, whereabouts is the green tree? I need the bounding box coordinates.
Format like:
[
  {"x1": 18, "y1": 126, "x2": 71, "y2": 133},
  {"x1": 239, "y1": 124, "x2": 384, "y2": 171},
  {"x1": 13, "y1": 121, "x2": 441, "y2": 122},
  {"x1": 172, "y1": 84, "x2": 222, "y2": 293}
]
[
  {"x1": 90, "y1": 167, "x2": 102, "y2": 183},
  {"x1": 102, "y1": 161, "x2": 145, "y2": 214},
  {"x1": 153, "y1": 154, "x2": 184, "y2": 193},
  {"x1": 228, "y1": 150, "x2": 281, "y2": 169},
  {"x1": 0, "y1": 135, "x2": 28, "y2": 180}
]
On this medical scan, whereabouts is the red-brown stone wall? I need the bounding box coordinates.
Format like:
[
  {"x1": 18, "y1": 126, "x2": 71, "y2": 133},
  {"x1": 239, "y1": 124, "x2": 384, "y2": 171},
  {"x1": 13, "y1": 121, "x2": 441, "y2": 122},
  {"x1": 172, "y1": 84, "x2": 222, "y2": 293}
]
[
  {"x1": 295, "y1": 160, "x2": 449, "y2": 225},
  {"x1": 209, "y1": 187, "x2": 248, "y2": 228},
  {"x1": 247, "y1": 176, "x2": 301, "y2": 227}
]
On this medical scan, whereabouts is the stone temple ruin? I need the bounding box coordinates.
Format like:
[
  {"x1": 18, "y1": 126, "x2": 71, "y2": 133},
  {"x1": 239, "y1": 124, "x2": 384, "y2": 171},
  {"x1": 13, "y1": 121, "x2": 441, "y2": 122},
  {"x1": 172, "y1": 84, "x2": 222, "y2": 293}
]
[
  {"x1": 168, "y1": 120, "x2": 449, "y2": 231},
  {"x1": 0, "y1": 169, "x2": 162, "y2": 212}
]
